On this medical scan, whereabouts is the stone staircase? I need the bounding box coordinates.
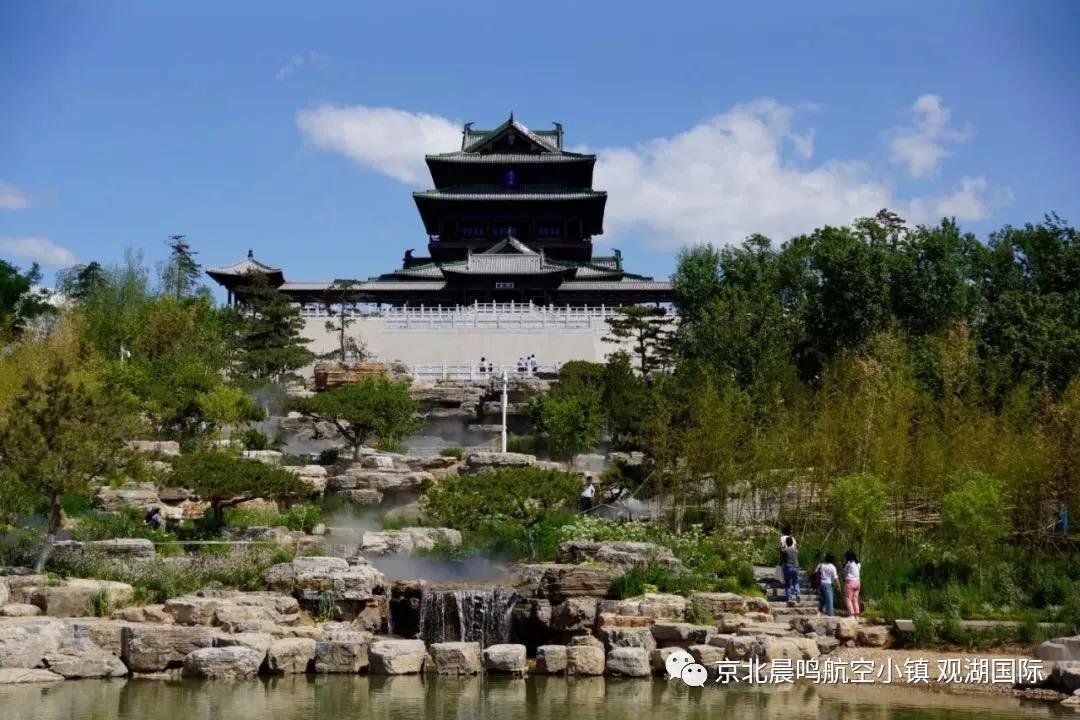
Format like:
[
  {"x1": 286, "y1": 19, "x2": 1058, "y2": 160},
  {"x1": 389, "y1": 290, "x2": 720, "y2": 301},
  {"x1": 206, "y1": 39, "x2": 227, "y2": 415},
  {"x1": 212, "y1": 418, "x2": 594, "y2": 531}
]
[{"x1": 754, "y1": 566, "x2": 822, "y2": 617}]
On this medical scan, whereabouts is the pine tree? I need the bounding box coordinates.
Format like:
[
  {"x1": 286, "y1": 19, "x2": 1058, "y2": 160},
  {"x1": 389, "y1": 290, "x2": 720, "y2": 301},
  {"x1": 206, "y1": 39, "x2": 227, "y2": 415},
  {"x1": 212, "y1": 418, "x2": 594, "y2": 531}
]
[
  {"x1": 320, "y1": 279, "x2": 369, "y2": 363},
  {"x1": 231, "y1": 272, "x2": 314, "y2": 381},
  {"x1": 56, "y1": 261, "x2": 106, "y2": 303},
  {"x1": 0, "y1": 359, "x2": 138, "y2": 570},
  {"x1": 161, "y1": 234, "x2": 202, "y2": 301},
  {"x1": 603, "y1": 305, "x2": 676, "y2": 375}
]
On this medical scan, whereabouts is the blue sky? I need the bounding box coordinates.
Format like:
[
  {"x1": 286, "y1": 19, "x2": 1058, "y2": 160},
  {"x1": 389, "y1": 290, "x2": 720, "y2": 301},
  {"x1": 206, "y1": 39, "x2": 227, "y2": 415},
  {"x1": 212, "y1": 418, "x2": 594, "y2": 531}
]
[{"x1": 1, "y1": 1, "x2": 1078, "y2": 294}]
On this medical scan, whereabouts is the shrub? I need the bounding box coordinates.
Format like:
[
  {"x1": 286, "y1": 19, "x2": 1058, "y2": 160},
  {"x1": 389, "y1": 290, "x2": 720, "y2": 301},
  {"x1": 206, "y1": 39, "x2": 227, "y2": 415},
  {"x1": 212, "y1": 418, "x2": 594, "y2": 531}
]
[
  {"x1": 940, "y1": 469, "x2": 1008, "y2": 558},
  {"x1": 424, "y1": 466, "x2": 580, "y2": 533},
  {"x1": 439, "y1": 446, "x2": 465, "y2": 459},
  {"x1": 317, "y1": 447, "x2": 340, "y2": 466},
  {"x1": 223, "y1": 502, "x2": 324, "y2": 534},
  {"x1": 294, "y1": 376, "x2": 419, "y2": 460},
  {"x1": 69, "y1": 507, "x2": 176, "y2": 543},
  {"x1": 827, "y1": 473, "x2": 888, "y2": 550}
]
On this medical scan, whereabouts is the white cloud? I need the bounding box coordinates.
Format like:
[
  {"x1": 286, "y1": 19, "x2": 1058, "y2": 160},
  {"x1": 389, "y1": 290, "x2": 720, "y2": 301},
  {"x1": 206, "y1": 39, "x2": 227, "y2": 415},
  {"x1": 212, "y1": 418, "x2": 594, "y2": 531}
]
[
  {"x1": 296, "y1": 105, "x2": 462, "y2": 185},
  {"x1": 276, "y1": 51, "x2": 327, "y2": 80},
  {"x1": 888, "y1": 95, "x2": 972, "y2": 178},
  {"x1": 296, "y1": 98, "x2": 999, "y2": 248},
  {"x1": 0, "y1": 180, "x2": 30, "y2": 210},
  {"x1": 0, "y1": 236, "x2": 77, "y2": 268}
]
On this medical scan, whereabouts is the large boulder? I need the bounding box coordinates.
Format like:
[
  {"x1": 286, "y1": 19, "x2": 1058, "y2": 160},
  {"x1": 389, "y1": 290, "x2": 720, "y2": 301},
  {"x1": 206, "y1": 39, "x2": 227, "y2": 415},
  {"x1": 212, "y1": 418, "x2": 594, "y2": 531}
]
[
  {"x1": 551, "y1": 597, "x2": 598, "y2": 635},
  {"x1": 125, "y1": 440, "x2": 181, "y2": 456},
  {"x1": 856, "y1": 626, "x2": 891, "y2": 648},
  {"x1": 534, "y1": 645, "x2": 567, "y2": 674},
  {"x1": 464, "y1": 452, "x2": 536, "y2": 471},
  {"x1": 52, "y1": 539, "x2": 156, "y2": 565},
  {"x1": 121, "y1": 625, "x2": 215, "y2": 672},
  {"x1": 483, "y1": 643, "x2": 527, "y2": 675},
  {"x1": 0, "y1": 604, "x2": 40, "y2": 617},
  {"x1": 1050, "y1": 661, "x2": 1080, "y2": 693},
  {"x1": 689, "y1": 592, "x2": 748, "y2": 617},
  {"x1": 266, "y1": 638, "x2": 316, "y2": 674},
  {"x1": 314, "y1": 632, "x2": 372, "y2": 674},
  {"x1": 513, "y1": 563, "x2": 622, "y2": 602},
  {"x1": 262, "y1": 556, "x2": 386, "y2": 601},
  {"x1": 430, "y1": 642, "x2": 482, "y2": 675},
  {"x1": 556, "y1": 541, "x2": 681, "y2": 570},
  {"x1": 214, "y1": 633, "x2": 274, "y2": 655},
  {"x1": 0, "y1": 618, "x2": 65, "y2": 668},
  {"x1": 358, "y1": 527, "x2": 462, "y2": 555},
  {"x1": 30, "y1": 579, "x2": 134, "y2": 618},
  {"x1": 92, "y1": 483, "x2": 162, "y2": 513},
  {"x1": 566, "y1": 644, "x2": 605, "y2": 675},
  {"x1": 617, "y1": 593, "x2": 688, "y2": 620},
  {"x1": 43, "y1": 630, "x2": 127, "y2": 678},
  {"x1": 605, "y1": 647, "x2": 651, "y2": 677},
  {"x1": 597, "y1": 626, "x2": 656, "y2": 653},
  {"x1": 284, "y1": 465, "x2": 329, "y2": 493},
  {"x1": 368, "y1": 638, "x2": 427, "y2": 675},
  {"x1": 688, "y1": 643, "x2": 725, "y2": 666},
  {"x1": 651, "y1": 622, "x2": 714, "y2": 648},
  {"x1": 1036, "y1": 636, "x2": 1080, "y2": 662},
  {"x1": 0, "y1": 579, "x2": 8, "y2": 606},
  {"x1": 329, "y1": 470, "x2": 433, "y2": 493},
  {"x1": 0, "y1": 668, "x2": 65, "y2": 683},
  {"x1": 182, "y1": 646, "x2": 264, "y2": 679}
]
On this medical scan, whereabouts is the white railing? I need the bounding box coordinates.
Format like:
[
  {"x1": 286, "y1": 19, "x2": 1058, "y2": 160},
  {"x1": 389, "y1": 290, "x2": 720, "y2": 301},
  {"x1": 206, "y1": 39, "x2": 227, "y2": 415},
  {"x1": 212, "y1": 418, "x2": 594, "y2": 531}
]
[
  {"x1": 410, "y1": 363, "x2": 562, "y2": 381},
  {"x1": 385, "y1": 302, "x2": 619, "y2": 330}
]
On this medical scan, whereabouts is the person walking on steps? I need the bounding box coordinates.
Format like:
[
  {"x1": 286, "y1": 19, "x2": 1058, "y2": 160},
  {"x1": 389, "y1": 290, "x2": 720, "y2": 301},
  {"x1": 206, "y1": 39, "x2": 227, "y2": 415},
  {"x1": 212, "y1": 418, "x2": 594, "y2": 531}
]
[
  {"x1": 578, "y1": 477, "x2": 597, "y2": 513},
  {"x1": 815, "y1": 553, "x2": 840, "y2": 616},
  {"x1": 782, "y1": 536, "x2": 800, "y2": 602},
  {"x1": 843, "y1": 550, "x2": 862, "y2": 618}
]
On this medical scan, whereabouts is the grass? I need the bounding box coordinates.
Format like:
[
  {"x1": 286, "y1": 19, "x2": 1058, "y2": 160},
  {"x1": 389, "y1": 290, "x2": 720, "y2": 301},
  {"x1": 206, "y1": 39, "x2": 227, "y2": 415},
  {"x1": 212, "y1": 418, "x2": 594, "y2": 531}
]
[
  {"x1": 222, "y1": 502, "x2": 324, "y2": 534},
  {"x1": 439, "y1": 446, "x2": 465, "y2": 459}
]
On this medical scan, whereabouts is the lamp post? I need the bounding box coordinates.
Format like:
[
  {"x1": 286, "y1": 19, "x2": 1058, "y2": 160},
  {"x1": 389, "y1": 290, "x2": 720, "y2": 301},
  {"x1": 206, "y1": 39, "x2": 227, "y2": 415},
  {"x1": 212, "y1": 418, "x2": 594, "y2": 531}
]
[{"x1": 501, "y1": 370, "x2": 508, "y2": 453}]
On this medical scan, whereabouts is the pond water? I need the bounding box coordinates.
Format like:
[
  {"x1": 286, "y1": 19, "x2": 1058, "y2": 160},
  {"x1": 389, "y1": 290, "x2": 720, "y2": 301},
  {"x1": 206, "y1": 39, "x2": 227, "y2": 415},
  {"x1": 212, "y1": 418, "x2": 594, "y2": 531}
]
[{"x1": 0, "y1": 675, "x2": 1063, "y2": 720}]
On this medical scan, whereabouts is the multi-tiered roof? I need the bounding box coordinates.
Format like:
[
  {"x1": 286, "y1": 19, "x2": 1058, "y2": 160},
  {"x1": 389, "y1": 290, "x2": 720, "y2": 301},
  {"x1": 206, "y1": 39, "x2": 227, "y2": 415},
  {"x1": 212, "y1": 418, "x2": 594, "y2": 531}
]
[{"x1": 208, "y1": 116, "x2": 671, "y2": 306}]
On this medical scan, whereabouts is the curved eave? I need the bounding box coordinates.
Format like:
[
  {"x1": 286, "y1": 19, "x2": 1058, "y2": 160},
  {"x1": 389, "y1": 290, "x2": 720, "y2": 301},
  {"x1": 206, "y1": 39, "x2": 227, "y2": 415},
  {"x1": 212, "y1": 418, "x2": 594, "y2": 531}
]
[
  {"x1": 425, "y1": 152, "x2": 595, "y2": 164},
  {"x1": 207, "y1": 269, "x2": 285, "y2": 288}
]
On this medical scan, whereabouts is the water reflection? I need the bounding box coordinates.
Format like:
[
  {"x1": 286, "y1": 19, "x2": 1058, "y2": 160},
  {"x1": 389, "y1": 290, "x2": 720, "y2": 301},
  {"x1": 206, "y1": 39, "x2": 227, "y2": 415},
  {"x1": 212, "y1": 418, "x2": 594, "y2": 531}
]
[{"x1": 0, "y1": 675, "x2": 1053, "y2": 720}]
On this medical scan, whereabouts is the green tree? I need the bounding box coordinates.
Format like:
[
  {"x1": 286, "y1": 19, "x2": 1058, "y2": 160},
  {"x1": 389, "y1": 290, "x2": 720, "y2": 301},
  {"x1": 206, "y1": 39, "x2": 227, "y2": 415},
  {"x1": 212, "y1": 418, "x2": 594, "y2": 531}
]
[
  {"x1": 231, "y1": 272, "x2": 314, "y2": 381},
  {"x1": 56, "y1": 261, "x2": 107, "y2": 304},
  {"x1": 319, "y1": 279, "x2": 368, "y2": 363},
  {"x1": 530, "y1": 383, "x2": 603, "y2": 459},
  {"x1": 603, "y1": 305, "x2": 676, "y2": 375},
  {"x1": 159, "y1": 235, "x2": 203, "y2": 301},
  {"x1": 671, "y1": 244, "x2": 722, "y2": 325},
  {"x1": 0, "y1": 260, "x2": 53, "y2": 335},
  {"x1": 423, "y1": 466, "x2": 580, "y2": 532},
  {"x1": 940, "y1": 469, "x2": 1009, "y2": 558},
  {"x1": 827, "y1": 473, "x2": 888, "y2": 551},
  {"x1": 601, "y1": 352, "x2": 648, "y2": 446},
  {"x1": 294, "y1": 376, "x2": 418, "y2": 459},
  {"x1": 166, "y1": 451, "x2": 312, "y2": 527},
  {"x1": 0, "y1": 359, "x2": 138, "y2": 569}
]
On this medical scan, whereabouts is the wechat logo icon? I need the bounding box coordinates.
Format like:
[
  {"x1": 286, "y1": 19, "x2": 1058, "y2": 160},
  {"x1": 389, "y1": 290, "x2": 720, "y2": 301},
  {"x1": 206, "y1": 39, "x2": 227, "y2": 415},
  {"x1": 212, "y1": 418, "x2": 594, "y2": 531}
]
[{"x1": 665, "y1": 650, "x2": 708, "y2": 686}]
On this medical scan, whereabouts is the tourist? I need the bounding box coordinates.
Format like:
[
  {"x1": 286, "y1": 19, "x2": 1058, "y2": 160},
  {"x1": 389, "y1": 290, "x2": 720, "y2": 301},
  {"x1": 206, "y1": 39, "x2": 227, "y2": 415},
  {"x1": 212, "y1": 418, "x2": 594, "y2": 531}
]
[
  {"x1": 479, "y1": 356, "x2": 487, "y2": 374},
  {"x1": 516, "y1": 357, "x2": 525, "y2": 374},
  {"x1": 144, "y1": 507, "x2": 165, "y2": 531},
  {"x1": 843, "y1": 550, "x2": 862, "y2": 618},
  {"x1": 529, "y1": 354, "x2": 538, "y2": 374},
  {"x1": 1061, "y1": 503, "x2": 1071, "y2": 536},
  {"x1": 782, "y1": 536, "x2": 800, "y2": 601},
  {"x1": 578, "y1": 478, "x2": 597, "y2": 512},
  {"x1": 815, "y1": 553, "x2": 840, "y2": 616},
  {"x1": 778, "y1": 523, "x2": 796, "y2": 578}
]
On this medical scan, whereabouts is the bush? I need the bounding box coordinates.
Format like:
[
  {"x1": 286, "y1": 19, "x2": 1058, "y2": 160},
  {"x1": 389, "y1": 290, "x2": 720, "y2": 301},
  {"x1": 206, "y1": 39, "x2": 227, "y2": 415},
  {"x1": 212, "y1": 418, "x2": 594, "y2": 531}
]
[
  {"x1": 529, "y1": 384, "x2": 603, "y2": 459},
  {"x1": 827, "y1": 473, "x2": 888, "y2": 550},
  {"x1": 439, "y1": 446, "x2": 465, "y2": 460},
  {"x1": 237, "y1": 428, "x2": 274, "y2": 450},
  {"x1": 317, "y1": 447, "x2": 340, "y2": 466},
  {"x1": 223, "y1": 502, "x2": 324, "y2": 533},
  {"x1": 69, "y1": 507, "x2": 176, "y2": 544},
  {"x1": 940, "y1": 469, "x2": 1008, "y2": 557}
]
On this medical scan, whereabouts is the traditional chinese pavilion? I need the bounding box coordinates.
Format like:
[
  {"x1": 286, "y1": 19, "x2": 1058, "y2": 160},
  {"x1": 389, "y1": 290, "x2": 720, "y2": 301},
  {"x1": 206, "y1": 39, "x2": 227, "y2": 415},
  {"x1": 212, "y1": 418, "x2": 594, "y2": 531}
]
[{"x1": 208, "y1": 116, "x2": 671, "y2": 307}]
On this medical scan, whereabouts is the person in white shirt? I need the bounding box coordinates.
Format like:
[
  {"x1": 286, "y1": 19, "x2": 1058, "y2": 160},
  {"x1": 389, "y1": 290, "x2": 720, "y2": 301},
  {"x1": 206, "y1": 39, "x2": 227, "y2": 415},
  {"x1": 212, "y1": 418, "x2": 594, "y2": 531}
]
[
  {"x1": 778, "y1": 524, "x2": 797, "y2": 581},
  {"x1": 843, "y1": 550, "x2": 862, "y2": 618},
  {"x1": 578, "y1": 478, "x2": 597, "y2": 512},
  {"x1": 814, "y1": 553, "x2": 840, "y2": 616}
]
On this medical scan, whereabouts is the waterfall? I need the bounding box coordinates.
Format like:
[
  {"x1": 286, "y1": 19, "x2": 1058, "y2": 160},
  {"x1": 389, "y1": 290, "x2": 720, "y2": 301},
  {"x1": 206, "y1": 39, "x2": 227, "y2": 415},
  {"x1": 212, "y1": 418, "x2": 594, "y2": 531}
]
[{"x1": 417, "y1": 587, "x2": 517, "y2": 648}]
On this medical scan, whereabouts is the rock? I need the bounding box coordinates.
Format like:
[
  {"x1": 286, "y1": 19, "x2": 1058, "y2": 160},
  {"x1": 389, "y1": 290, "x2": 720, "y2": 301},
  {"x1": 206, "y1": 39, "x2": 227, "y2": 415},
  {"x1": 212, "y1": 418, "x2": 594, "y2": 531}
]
[
  {"x1": 652, "y1": 647, "x2": 682, "y2": 675},
  {"x1": 0, "y1": 618, "x2": 65, "y2": 668},
  {"x1": 605, "y1": 647, "x2": 650, "y2": 677},
  {"x1": 464, "y1": 452, "x2": 536, "y2": 470},
  {"x1": 598, "y1": 626, "x2": 656, "y2": 654},
  {"x1": 551, "y1": 597, "x2": 598, "y2": 635},
  {"x1": 0, "y1": 668, "x2": 65, "y2": 683},
  {"x1": 483, "y1": 643, "x2": 527, "y2": 675},
  {"x1": 43, "y1": 630, "x2": 127, "y2": 679},
  {"x1": 329, "y1": 470, "x2": 434, "y2": 493},
  {"x1": 359, "y1": 527, "x2": 462, "y2": 555},
  {"x1": 92, "y1": 483, "x2": 162, "y2": 513},
  {"x1": 534, "y1": 645, "x2": 567, "y2": 674},
  {"x1": 513, "y1": 563, "x2": 622, "y2": 602},
  {"x1": 651, "y1": 623, "x2": 714, "y2": 648},
  {"x1": 369, "y1": 638, "x2": 427, "y2": 675},
  {"x1": 835, "y1": 617, "x2": 860, "y2": 641},
  {"x1": 314, "y1": 632, "x2": 372, "y2": 674},
  {"x1": 66, "y1": 619, "x2": 134, "y2": 657},
  {"x1": 0, "y1": 579, "x2": 7, "y2": 606},
  {"x1": 568, "y1": 635, "x2": 604, "y2": 647},
  {"x1": 164, "y1": 597, "x2": 225, "y2": 626},
  {"x1": 608, "y1": 451, "x2": 644, "y2": 467},
  {"x1": 790, "y1": 637, "x2": 820, "y2": 660},
  {"x1": 566, "y1": 644, "x2": 605, "y2": 675},
  {"x1": 856, "y1": 626, "x2": 891, "y2": 648},
  {"x1": 763, "y1": 638, "x2": 803, "y2": 662},
  {"x1": 1, "y1": 604, "x2": 41, "y2": 617},
  {"x1": 5, "y1": 575, "x2": 48, "y2": 604},
  {"x1": 241, "y1": 450, "x2": 282, "y2": 464},
  {"x1": 734, "y1": 621, "x2": 796, "y2": 638},
  {"x1": 790, "y1": 616, "x2": 840, "y2": 637},
  {"x1": 1051, "y1": 661, "x2": 1080, "y2": 693},
  {"x1": 688, "y1": 643, "x2": 725, "y2": 665},
  {"x1": 182, "y1": 647, "x2": 264, "y2": 679},
  {"x1": 31, "y1": 579, "x2": 135, "y2": 618},
  {"x1": 262, "y1": 556, "x2": 386, "y2": 602},
  {"x1": 1037, "y1": 637, "x2": 1080, "y2": 662},
  {"x1": 336, "y1": 489, "x2": 384, "y2": 506},
  {"x1": 266, "y1": 638, "x2": 316, "y2": 674},
  {"x1": 52, "y1": 539, "x2": 156, "y2": 565},
  {"x1": 816, "y1": 636, "x2": 840, "y2": 654},
  {"x1": 617, "y1": 593, "x2": 689, "y2": 620},
  {"x1": 360, "y1": 455, "x2": 395, "y2": 469},
  {"x1": 214, "y1": 633, "x2": 274, "y2": 655},
  {"x1": 723, "y1": 635, "x2": 758, "y2": 661},
  {"x1": 121, "y1": 625, "x2": 215, "y2": 672},
  {"x1": 125, "y1": 440, "x2": 181, "y2": 456},
  {"x1": 556, "y1": 541, "x2": 681, "y2": 570},
  {"x1": 284, "y1": 465, "x2": 329, "y2": 493},
  {"x1": 430, "y1": 642, "x2": 482, "y2": 675}
]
